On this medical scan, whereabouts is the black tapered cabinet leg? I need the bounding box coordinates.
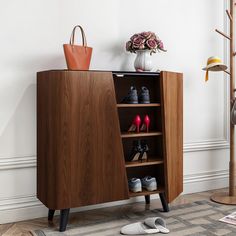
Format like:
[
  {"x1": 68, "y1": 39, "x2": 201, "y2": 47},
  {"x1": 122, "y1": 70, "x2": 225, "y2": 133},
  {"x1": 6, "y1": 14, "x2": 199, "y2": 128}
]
[
  {"x1": 48, "y1": 209, "x2": 55, "y2": 221},
  {"x1": 159, "y1": 193, "x2": 169, "y2": 212},
  {"x1": 145, "y1": 195, "x2": 150, "y2": 204},
  {"x1": 59, "y1": 209, "x2": 70, "y2": 232}
]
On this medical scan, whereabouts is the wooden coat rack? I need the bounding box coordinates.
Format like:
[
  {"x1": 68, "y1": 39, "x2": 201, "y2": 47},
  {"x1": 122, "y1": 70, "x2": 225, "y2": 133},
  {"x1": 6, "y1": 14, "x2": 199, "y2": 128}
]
[{"x1": 211, "y1": 0, "x2": 236, "y2": 204}]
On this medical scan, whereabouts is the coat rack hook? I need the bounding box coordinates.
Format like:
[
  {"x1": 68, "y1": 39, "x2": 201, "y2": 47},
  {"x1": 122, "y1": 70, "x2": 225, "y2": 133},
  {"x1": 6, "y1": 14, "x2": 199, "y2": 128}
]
[
  {"x1": 224, "y1": 70, "x2": 231, "y2": 75},
  {"x1": 226, "y1": 9, "x2": 233, "y2": 21},
  {"x1": 233, "y1": 52, "x2": 236, "y2": 56},
  {"x1": 215, "y1": 29, "x2": 231, "y2": 40}
]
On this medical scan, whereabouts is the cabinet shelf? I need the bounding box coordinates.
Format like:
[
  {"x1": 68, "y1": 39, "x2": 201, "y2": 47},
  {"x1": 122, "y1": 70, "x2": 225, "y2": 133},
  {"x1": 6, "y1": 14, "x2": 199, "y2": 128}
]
[
  {"x1": 121, "y1": 132, "x2": 162, "y2": 138},
  {"x1": 117, "y1": 103, "x2": 161, "y2": 108},
  {"x1": 125, "y1": 158, "x2": 163, "y2": 168},
  {"x1": 129, "y1": 187, "x2": 165, "y2": 197}
]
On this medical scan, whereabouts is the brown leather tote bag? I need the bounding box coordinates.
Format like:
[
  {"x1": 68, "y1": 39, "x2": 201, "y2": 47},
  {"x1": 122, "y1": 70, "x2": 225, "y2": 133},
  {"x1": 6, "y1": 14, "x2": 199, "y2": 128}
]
[{"x1": 63, "y1": 25, "x2": 92, "y2": 70}]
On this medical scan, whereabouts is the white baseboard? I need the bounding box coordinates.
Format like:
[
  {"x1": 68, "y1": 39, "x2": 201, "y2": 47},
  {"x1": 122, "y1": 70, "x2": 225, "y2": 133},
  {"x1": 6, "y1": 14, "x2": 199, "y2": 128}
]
[
  {"x1": 0, "y1": 169, "x2": 229, "y2": 224},
  {"x1": 183, "y1": 169, "x2": 228, "y2": 194}
]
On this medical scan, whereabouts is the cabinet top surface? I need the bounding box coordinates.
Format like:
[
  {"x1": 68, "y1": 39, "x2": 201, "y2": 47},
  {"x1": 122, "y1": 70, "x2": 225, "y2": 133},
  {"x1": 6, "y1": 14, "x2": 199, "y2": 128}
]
[{"x1": 37, "y1": 70, "x2": 161, "y2": 77}]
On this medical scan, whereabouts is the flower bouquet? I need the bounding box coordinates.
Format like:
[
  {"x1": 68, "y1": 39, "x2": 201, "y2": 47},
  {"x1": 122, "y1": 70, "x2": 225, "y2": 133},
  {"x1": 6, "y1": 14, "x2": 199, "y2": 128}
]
[{"x1": 126, "y1": 31, "x2": 166, "y2": 54}]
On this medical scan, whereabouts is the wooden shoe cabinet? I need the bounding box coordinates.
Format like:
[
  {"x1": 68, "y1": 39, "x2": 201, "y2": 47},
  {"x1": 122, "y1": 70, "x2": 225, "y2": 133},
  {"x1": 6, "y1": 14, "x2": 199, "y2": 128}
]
[{"x1": 37, "y1": 70, "x2": 183, "y2": 232}]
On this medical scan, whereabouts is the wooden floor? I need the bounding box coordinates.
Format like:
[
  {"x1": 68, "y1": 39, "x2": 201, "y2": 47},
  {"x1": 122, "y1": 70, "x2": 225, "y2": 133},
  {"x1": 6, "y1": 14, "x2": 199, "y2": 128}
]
[{"x1": 0, "y1": 189, "x2": 228, "y2": 236}]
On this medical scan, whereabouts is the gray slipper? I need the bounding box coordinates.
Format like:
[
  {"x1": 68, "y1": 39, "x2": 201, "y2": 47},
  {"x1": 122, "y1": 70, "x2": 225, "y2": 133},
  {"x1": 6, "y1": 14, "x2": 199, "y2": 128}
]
[
  {"x1": 144, "y1": 217, "x2": 170, "y2": 234},
  {"x1": 120, "y1": 222, "x2": 160, "y2": 235}
]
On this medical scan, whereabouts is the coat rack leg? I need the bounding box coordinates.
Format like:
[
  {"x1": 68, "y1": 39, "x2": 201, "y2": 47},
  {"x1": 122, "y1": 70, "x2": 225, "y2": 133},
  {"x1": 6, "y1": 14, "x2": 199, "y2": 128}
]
[{"x1": 211, "y1": 0, "x2": 236, "y2": 205}]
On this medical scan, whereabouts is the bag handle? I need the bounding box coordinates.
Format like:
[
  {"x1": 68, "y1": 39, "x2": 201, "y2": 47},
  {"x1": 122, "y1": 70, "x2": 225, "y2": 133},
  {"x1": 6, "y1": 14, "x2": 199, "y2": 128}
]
[{"x1": 69, "y1": 25, "x2": 88, "y2": 46}]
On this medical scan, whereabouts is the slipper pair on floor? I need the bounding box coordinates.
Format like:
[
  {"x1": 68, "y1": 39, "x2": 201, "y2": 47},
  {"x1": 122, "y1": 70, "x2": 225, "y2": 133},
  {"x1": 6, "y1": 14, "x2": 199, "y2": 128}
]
[{"x1": 121, "y1": 217, "x2": 170, "y2": 235}]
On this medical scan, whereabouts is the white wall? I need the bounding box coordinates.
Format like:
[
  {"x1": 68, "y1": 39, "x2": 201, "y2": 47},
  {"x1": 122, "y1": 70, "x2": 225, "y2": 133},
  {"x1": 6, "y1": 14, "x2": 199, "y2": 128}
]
[{"x1": 0, "y1": 0, "x2": 230, "y2": 223}]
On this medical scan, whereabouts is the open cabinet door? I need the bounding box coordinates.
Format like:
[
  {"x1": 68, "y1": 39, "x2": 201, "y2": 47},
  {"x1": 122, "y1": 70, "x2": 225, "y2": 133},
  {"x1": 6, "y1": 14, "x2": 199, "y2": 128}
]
[{"x1": 161, "y1": 71, "x2": 183, "y2": 203}]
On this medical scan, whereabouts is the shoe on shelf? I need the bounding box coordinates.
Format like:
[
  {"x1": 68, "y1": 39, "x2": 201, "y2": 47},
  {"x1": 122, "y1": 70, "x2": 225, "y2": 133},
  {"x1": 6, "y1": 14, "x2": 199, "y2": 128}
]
[
  {"x1": 128, "y1": 178, "x2": 142, "y2": 193},
  {"x1": 141, "y1": 176, "x2": 157, "y2": 191},
  {"x1": 121, "y1": 86, "x2": 138, "y2": 104},
  {"x1": 127, "y1": 140, "x2": 143, "y2": 162},
  {"x1": 139, "y1": 140, "x2": 149, "y2": 161},
  {"x1": 140, "y1": 115, "x2": 150, "y2": 132},
  {"x1": 139, "y1": 87, "x2": 150, "y2": 104},
  {"x1": 128, "y1": 115, "x2": 141, "y2": 133}
]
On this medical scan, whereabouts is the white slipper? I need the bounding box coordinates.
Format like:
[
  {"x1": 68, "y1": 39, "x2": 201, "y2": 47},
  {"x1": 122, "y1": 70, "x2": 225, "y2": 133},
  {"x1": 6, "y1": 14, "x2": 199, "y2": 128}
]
[
  {"x1": 144, "y1": 217, "x2": 170, "y2": 234},
  {"x1": 120, "y1": 222, "x2": 160, "y2": 235}
]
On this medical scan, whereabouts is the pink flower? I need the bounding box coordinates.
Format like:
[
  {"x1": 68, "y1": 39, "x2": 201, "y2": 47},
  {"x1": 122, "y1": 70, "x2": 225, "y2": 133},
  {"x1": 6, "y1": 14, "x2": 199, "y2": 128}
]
[
  {"x1": 140, "y1": 31, "x2": 153, "y2": 39},
  {"x1": 158, "y1": 41, "x2": 166, "y2": 51},
  {"x1": 146, "y1": 39, "x2": 157, "y2": 49},
  {"x1": 130, "y1": 34, "x2": 139, "y2": 41},
  {"x1": 132, "y1": 36, "x2": 145, "y2": 49}
]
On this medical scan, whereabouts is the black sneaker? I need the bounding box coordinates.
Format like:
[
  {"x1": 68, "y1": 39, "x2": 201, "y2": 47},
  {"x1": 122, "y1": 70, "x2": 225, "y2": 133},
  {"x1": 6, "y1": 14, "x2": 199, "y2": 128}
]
[
  {"x1": 139, "y1": 87, "x2": 150, "y2": 104},
  {"x1": 121, "y1": 86, "x2": 138, "y2": 104}
]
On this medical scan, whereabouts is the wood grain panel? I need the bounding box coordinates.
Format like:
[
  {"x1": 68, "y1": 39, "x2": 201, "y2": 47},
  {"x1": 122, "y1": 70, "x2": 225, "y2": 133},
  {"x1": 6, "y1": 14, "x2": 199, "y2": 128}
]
[
  {"x1": 37, "y1": 71, "x2": 129, "y2": 210},
  {"x1": 160, "y1": 71, "x2": 183, "y2": 203}
]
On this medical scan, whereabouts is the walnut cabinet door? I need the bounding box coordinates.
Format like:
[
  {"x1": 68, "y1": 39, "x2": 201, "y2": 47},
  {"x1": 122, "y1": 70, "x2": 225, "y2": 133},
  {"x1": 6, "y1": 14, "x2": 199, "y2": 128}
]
[{"x1": 37, "y1": 71, "x2": 129, "y2": 209}]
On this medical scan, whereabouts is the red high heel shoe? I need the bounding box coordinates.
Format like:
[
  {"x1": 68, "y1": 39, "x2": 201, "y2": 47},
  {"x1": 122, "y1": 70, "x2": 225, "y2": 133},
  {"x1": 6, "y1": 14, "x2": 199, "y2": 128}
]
[
  {"x1": 128, "y1": 115, "x2": 141, "y2": 133},
  {"x1": 140, "y1": 115, "x2": 150, "y2": 132}
]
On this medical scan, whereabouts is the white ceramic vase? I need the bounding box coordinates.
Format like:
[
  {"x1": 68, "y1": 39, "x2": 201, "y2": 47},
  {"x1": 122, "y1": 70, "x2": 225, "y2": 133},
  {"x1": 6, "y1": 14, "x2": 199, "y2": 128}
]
[{"x1": 134, "y1": 50, "x2": 153, "y2": 72}]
